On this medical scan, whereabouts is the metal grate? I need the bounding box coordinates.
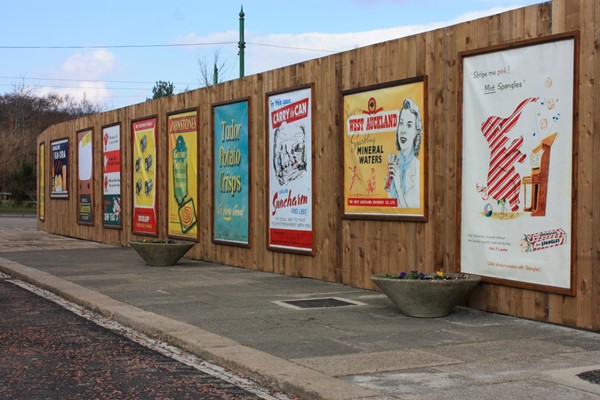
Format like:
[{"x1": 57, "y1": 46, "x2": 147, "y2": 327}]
[{"x1": 275, "y1": 297, "x2": 365, "y2": 310}]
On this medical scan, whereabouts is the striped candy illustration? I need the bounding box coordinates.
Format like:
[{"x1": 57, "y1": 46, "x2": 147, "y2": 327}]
[{"x1": 481, "y1": 98, "x2": 538, "y2": 212}]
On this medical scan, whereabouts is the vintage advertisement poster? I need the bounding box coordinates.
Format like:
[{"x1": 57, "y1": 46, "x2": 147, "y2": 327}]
[
  {"x1": 77, "y1": 129, "x2": 94, "y2": 224},
  {"x1": 39, "y1": 143, "x2": 45, "y2": 220},
  {"x1": 102, "y1": 124, "x2": 121, "y2": 228},
  {"x1": 461, "y1": 37, "x2": 574, "y2": 290},
  {"x1": 50, "y1": 138, "x2": 68, "y2": 199},
  {"x1": 213, "y1": 101, "x2": 249, "y2": 244},
  {"x1": 343, "y1": 81, "x2": 426, "y2": 219},
  {"x1": 132, "y1": 118, "x2": 157, "y2": 235},
  {"x1": 268, "y1": 88, "x2": 312, "y2": 252},
  {"x1": 167, "y1": 111, "x2": 198, "y2": 239}
]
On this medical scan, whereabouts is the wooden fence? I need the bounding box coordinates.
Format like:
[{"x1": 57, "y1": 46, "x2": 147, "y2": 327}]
[{"x1": 38, "y1": 0, "x2": 600, "y2": 330}]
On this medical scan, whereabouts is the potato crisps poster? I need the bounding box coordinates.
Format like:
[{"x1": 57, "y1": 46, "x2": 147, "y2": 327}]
[
  {"x1": 461, "y1": 37, "x2": 575, "y2": 290},
  {"x1": 268, "y1": 88, "x2": 313, "y2": 252},
  {"x1": 102, "y1": 124, "x2": 121, "y2": 228},
  {"x1": 168, "y1": 111, "x2": 198, "y2": 239},
  {"x1": 213, "y1": 101, "x2": 249, "y2": 245},
  {"x1": 132, "y1": 118, "x2": 157, "y2": 235},
  {"x1": 343, "y1": 81, "x2": 426, "y2": 219}
]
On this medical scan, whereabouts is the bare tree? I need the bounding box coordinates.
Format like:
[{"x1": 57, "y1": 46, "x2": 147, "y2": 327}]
[{"x1": 198, "y1": 49, "x2": 228, "y2": 87}]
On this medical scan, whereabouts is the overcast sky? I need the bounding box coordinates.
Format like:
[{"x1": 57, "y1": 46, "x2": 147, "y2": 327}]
[{"x1": 0, "y1": 0, "x2": 543, "y2": 110}]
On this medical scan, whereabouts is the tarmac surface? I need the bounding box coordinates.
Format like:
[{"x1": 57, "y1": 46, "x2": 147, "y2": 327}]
[
  {"x1": 0, "y1": 277, "x2": 289, "y2": 399},
  {"x1": 1, "y1": 216, "x2": 599, "y2": 400}
]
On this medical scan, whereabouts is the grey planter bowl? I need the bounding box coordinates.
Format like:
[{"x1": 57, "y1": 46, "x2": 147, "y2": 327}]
[
  {"x1": 371, "y1": 273, "x2": 481, "y2": 318},
  {"x1": 129, "y1": 240, "x2": 194, "y2": 266}
]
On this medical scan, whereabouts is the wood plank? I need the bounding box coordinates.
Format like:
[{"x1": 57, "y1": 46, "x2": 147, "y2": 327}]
[
  {"x1": 551, "y1": 0, "x2": 567, "y2": 33},
  {"x1": 591, "y1": 0, "x2": 600, "y2": 330},
  {"x1": 574, "y1": 0, "x2": 594, "y2": 329}
]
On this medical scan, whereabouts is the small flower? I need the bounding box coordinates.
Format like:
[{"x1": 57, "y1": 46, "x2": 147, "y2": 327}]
[{"x1": 386, "y1": 269, "x2": 466, "y2": 280}]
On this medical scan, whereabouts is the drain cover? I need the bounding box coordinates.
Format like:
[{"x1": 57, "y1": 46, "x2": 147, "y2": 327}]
[
  {"x1": 275, "y1": 297, "x2": 365, "y2": 310},
  {"x1": 578, "y1": 369, "x2": 600, "y2": 384}
]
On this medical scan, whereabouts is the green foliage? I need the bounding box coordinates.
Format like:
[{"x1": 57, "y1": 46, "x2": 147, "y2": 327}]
[
  {"x1": 147, "y1": 80, "x2": 175, "y2": 100},
  {"x1": 10, "y1": 160, "x2": 35, "y2": 204}
]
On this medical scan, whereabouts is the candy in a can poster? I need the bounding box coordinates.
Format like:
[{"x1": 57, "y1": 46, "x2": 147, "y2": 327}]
[{"x1": 268, "y1": 88, "x2": 312, "y2": 252}]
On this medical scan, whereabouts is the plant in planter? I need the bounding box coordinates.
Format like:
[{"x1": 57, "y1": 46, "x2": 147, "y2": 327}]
[
  {"x1": 129, "y1": 239, "x2": 194, "y2": 266},
  {"x1": 370, "y1": 270, "x2": 481, "y2": 318}
]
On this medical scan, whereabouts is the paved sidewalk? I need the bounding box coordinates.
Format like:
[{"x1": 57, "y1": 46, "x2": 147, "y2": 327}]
[{"x1": 0, "y1": 217, "x2": 599, "y2": 400}]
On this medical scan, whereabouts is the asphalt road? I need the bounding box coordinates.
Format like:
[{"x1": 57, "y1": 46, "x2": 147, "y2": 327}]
[{"x1": 0, "y1": 275, "x2": 292, "y2": 400}]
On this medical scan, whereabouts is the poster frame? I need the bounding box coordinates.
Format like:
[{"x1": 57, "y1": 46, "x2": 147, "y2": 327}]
[
  {"x1": 166, "y1": 108, "x2": 199, "y2": 242},
  {"x1": 131, "y1": 115, "x2": 159, "y2": 237},
  {"x1": 101, "y1": 122, "x2": 122, "y2": 229},
  {"x1": 265, "y1": 84, "x2": 315, "y2": 256},
  {"x1": 50, "y1": 137, "x2": 69, "y2": 200},
  {"x1": 76, "y1": 127, "x2": 94, "y2": 226},
  {"x1": 38, "y1": 142, "x2": 45, "y2": 221},
  {"x1": 457, "y1": 32, "x2": 579, "y2": 295},
  {"x1": 211, "y1": 97, "x2": 252, "y2": 248},
  {"x1": 341, "y1": 77, "x2": 428, "y2": 221}
]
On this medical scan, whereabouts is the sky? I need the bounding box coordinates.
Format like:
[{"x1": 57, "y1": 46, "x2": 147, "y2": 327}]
[{"x1": 0, "y1": 0, "x2": 544, "y2": 110}]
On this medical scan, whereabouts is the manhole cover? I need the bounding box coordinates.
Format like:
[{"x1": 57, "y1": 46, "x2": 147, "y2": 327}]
[
  {"x1": 274, "y1": 297, "x2": 365, "y2": 310},
  {"x1": 578, "y1": 369, "x2": 600, "y2": 385}
]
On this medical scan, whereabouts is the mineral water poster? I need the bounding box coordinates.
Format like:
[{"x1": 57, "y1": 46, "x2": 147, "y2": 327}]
[
  {"x1": 213, "y1": 101, "x2": 249, "y2": 245},
  {"x1": 77, "y1": 129, "x2": 94, "y2": 225},
  {"x1": 168, "y1": 111, "x2": 198, "y2": 239},
  {"x1": 268, "y1": 88, "x2": 313, "y2": 252},
  {"x1": 50, "y1": 138, "x2": 68, "y2": 199},
  {"x1": 461, "y1": 37, "x2": 574, "y2": 290},
  {"x1": 132, "y1": 118, "x2": 157, "y2": 235},
  {"x1": 343, "y1": 81, "x2": 425, "y2": 219},
  {"x1": 39, "y1": 143, "x2": 45, "y2": 220},
  {"x1": 102, "y1": 124, "x2": 121, "y2": 228}
]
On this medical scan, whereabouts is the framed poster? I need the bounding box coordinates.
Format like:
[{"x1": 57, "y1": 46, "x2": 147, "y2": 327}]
[
  {"x1": 50, "y1": 138, "x2": 69, "y2": 199},
  {"x1": 213, "y1": 100, "x2": 250, "y2": 245},
  {"x1": 343, "y1": 78, "x2": 427, "y2": 220},
  {"x1": 77, "y1": 128, "x2": 94, "y2": 225},
  {"x1": 460, "y1": 34, "x2": 577, "y2": 293},
  {"x1": 132, "y1": 117, "x2": 158, "y2": 235},
  {"x1": 102, "y1": 124, "x2": 122, "y2": 228},
  {"x1": 38, "y1": 142, "x2": 45, "y2": 221},
  {"x1": 267, "y1": 86, "x2": 313, "y2": 253},
  {"x1": 167, "y1": 110, "x2": 198, "y2": 239}
]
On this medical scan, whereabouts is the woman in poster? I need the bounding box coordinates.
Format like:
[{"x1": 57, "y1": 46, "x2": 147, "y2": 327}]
[{"x1": 386, "y1": 98, "x2": 422, "y2": 208}]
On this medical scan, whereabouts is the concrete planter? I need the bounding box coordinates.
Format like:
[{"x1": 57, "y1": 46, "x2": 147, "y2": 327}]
[
  {"x1": 370, "y1": 273, "x2": 481, "y2": 318},
  {"x1": 129, "y1": 240, "x2": 194, "y2": 266}
]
